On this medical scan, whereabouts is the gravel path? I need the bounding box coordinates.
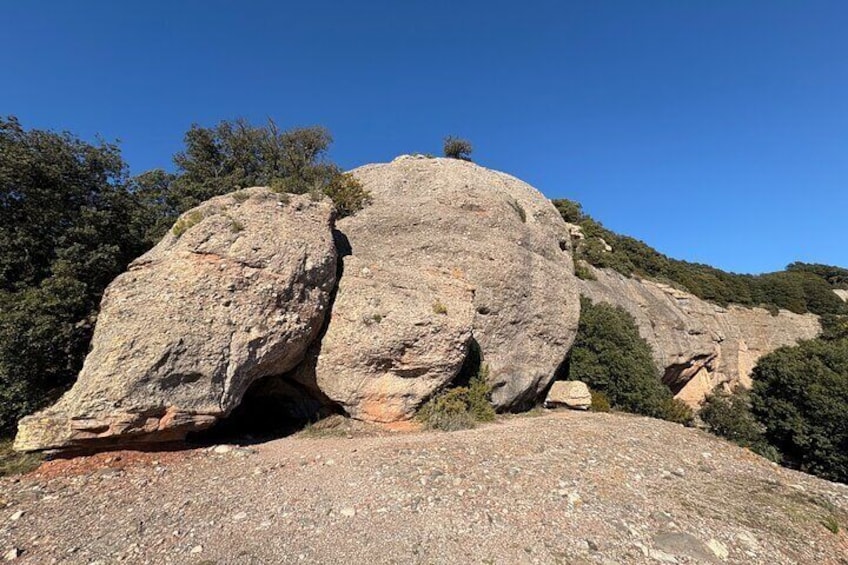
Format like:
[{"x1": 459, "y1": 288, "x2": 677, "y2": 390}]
[{"x1": 1, "y1": 411, "x2": 847, "y2": 564}]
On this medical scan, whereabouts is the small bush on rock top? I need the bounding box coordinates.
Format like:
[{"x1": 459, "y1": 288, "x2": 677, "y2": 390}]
[
  {"x1": 322, "y1": 173, "x2": 372, "y2": 218},
  {"x1": 172, "y1": 210, "x2": 205, "y2": 238},
  {"x1": 417, "y1": 366, "x2": 495, "y2": 431},
  {"x1": 443, "y1": 136, "x2": 473, "y2": 161}
]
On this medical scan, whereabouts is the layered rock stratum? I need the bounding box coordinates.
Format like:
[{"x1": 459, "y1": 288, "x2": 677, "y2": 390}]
[
  {"x1": 576, "y1": 264, "x2": 821, "y2": 406},
  {"x1": 15, "y1": 189, "x2": 337, "y2": 451}
]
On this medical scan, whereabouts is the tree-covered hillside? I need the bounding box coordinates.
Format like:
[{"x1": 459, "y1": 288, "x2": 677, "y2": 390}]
[{"x1": 554, "y1": 198, "x2": 848, "y2": 316}]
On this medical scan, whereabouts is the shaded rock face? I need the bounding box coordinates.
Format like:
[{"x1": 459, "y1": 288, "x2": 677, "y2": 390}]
[
  {"x1": 15, "y1": 189, "x2": 337, "y2": 451},
  {"x1": 576, "y1": 265, "x2": 821, "y2": 407},
  {"x1": 320, "y1": 156, "x2": 581, "y2": 417}
]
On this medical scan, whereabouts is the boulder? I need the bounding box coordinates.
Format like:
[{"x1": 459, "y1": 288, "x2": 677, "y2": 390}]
[
  {"x1": 544, "y1": 381, "x2": 592, "y2": 410},
  {"x1": 15, "y1": 189, "x2": 337, "y2": 451},
  {"x1": 576, "y1": 264, "x2": 821, "y2": 407},
  {"x1": 314, "y1": 256, "x2": 475, "y2": 422},
  {"x1": 318, "y1": 155, "x2": 581, "y2": 419}
]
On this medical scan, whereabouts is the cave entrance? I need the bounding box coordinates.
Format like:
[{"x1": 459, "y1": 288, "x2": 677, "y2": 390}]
[{"x1": 189, "y1": 372, "x2": 340, "y2": 445}]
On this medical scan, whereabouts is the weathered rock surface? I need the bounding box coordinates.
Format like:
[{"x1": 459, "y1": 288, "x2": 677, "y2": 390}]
[
  {"x1": 835, "y1": 289, "x2": 848, "y2": 302},
  {"x1": 544, "y1": 381, "x2": 591, "y2": 410},
  {"x1": 314, "y1": 256, "x2": 475, "y2": 422},
  {"x1": 317, "y1": 156, "x2": 581, "y2": 418},
  {"x1": 577, "y1": 264, "x2": 821, "y2": 407},
  {"x1": 15, "y1": 189, "x2": 337, "y2": 451}
]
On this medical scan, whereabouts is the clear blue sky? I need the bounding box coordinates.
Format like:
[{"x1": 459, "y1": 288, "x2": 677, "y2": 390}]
[{"x1": 3, "y1": 1, "x2": 846, "y2": 273}]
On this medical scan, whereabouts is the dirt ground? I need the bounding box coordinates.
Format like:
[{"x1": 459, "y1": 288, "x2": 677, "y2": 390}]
[{"x1": 1, "y1": 411, "x2": 847, "y2": 564}]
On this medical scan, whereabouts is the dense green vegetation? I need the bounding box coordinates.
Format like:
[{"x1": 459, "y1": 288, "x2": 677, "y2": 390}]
[
  {"x1": 554, "y1": 198, "x2": 848, "y2": 316},
  {"x1": 555, "y1": 199, "x2": 848, "y2": 481},
  {"x1": 699, "y1": 387, "x2": 779, "y2": 461},
  {"x1": 567, "y1": 297, "x2": 693, "y2": 425},
  {"x1": 750, "y1": 337, "x2": 848, "y2": 483},
  {"x1": 698, "y1": 313, "x2": 848, "y2": 482},
  {"x1": 0, "y1": 117, "x2": 368, "y2": 435}
]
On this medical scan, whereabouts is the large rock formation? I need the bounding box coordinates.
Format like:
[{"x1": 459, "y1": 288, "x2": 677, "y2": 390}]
[
  {"x1": 316, "y1": 156, "x2": 581, "y2": 417},
  {"x1": 576, "y1": 264, "x2": 821, "y2": 407},
  {"x1": 15, "y1": 189, "x2": 337, "y2": 451},
  {"x1": 835, "y1": 289, "x2": 848, "y2": 302},
  {"x1": 15, "y1": 157, "x2": 583, "y2": 449}
]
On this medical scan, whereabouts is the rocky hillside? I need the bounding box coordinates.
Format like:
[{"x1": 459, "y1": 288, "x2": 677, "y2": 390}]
[
  {"x1": 3, "y1": 411, "x2": 848, "y2": 564},
  {"x1": 577, "y1": 264, "x2": 821, "y2": 407}
]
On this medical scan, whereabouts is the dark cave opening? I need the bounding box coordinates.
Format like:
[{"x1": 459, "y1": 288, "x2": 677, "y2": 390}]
[
  {"x1": 190, "y1": 228, "x2": 352, "y2": 445},
  {"x1": 189, "y1": 373, "x2": 341, "y2": 445}
]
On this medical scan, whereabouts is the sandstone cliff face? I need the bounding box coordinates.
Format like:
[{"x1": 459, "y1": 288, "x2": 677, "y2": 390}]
[
  {"x1": 15, "y1": 190, "x2": 337, "y2": 451},
  {"x1": 835, "y1": 289, "x2": 848, "y2": 302},
  {"x1": 319, "y1": 156, "x2": 581, "y2": 416},
  {"x1": 576, "y1": 264, "x2": 821, "y2": 406}
]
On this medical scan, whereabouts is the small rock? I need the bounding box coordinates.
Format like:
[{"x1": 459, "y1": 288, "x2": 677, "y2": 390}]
[
  {"x1": 190, "y1": 545, "x2": 203, "y2": 554},
  {"x1": 9, "y1": 511, "x2": 23, "y2": 522},
  {"x1": 339, "y1": 507, "x2": 356, "y2": 518},
  {"x1": 232, "y1": 511, "x2": 248, "y2": 521},
  {"x1": 707, "y1": 539, "x2": 729, "y2": 561},
  {"x1": 213, "y1": 445, "x2": 232, "y2": 455},
  {"x1": 3, "y1": 549, "x2": 20, "y2": 561},
  {"x1": 736, "y1": 531, "x2": 758, "y2": 550}
]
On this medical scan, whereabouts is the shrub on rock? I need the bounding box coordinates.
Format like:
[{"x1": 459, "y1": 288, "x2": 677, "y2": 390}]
[
  {"x1": 442, "y1": 136, "x2": 473, "y2": 161},
  {"x1": 417, "y1": 367, "x2": 495, "y2": 431}
]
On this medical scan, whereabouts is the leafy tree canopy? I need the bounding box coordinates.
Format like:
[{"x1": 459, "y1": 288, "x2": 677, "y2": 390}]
[
  {"x1": 751, "y1": 338, "x2": 848, "y2": 482},
  {"x1": 0, "y1": 117, "x2": 151, "y2": 432}
]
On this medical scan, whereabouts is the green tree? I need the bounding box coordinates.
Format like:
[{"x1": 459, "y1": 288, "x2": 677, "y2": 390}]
[
  {"x1": 568, "y1": 296, "x2": 691, "y2": 424},
  {"x1": 0, "y1": 117, "x2": 149, "y2": 433},
  {"x1": 166, "y1": 119, "x2": 368, "y2": 217},
  {"x1": 700, "y1": 387, "x2": 778, "y2": 460},
  {"x1": 750, "y1": 338, "x2": 848, "y2": 482},
  {"x1": 443, "y1": 136, "x2": 473, "y2": 161}
]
